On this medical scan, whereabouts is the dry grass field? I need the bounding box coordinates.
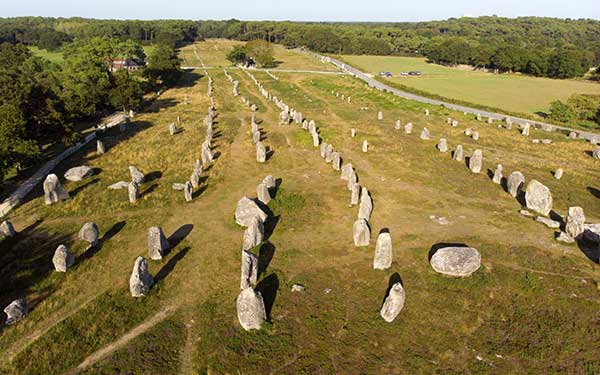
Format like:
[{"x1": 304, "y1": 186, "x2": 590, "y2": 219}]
[{"x1": 1, "y1": 40, "x2": 600, "y2": 374}]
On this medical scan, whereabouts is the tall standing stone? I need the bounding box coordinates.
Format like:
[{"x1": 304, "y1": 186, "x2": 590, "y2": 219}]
[
  {"x1": 350, "y1": 183, "x2": 360, "y2": 206},
  {"x1": 453, "y1": 145, "x2": 464, "y2": 162},
  {"x1": 353, "y1": 219, "x2": 371, "y2": 247},
  {"x1": 469, "y1": 149, "x2": 483, "y2": 173},
  {"x1": 331, "y1": 152, "x2": 341, "y2": 171},
  {"x1": 380, "y1": 283, "x2": 405, "y2": 323},
  {"x1": 256, "y1": 142, "x2": 267, "y2": 163},
  {"x1": 148, "y1": 227, "x2": 170, "y2": 260},
  {"x1": 129, "y1": 166, "x2": 145, "y2": 184},
  {"x1": 79, "y1": 222, "x2": 100, "y2": 246},
  {"x1": 128, "y1": 181, "x2": 139, "y2": 203},
  {"x1": 492, "y1": 164, "x2": 503, "y2": 184},
  {"x1": 351, "y1": 128, "x2": 356, "y2": 137},
  {"x1": 201, "y1": 143, "x2": 214, "y2": 166},
  {"x1": 565, "y1": 207, "x2": 585, "y2": 239},
  {"x1": 235, "y1": 197, "x2": 268, "y2": 227},
  {"x1": 240, "y1": 250, "x2": 258, "y2": 291},
  {"x1": 341, "y1": 163, "x2": 354, "y2": 181},
  {"x1": 311, "y1": 130, "x2": 320, "y2": 147},
  {"x1": 320, "y1": 143, "x2": 328, "y2": 158},
  {"x1": 129, "y1": 256, "x2": 153, "y2": 297},
  {"x1": 524, "y1": 180, "x2": 553, "y2": 216},
  {"x1": 358, "y1": 187, "x2": 373, "y2": 221},
  {"x1": 242, "y1": 216, "x2": 264, "y2": 251},
  {"x1": 257, "y1": 183, "x2": 271, "y2": 204},
  {"x1": 43, "y1": 174, "x2": 69, "y2": 205},
  {"x1": 4, "y1": 299, "x2": 28, "y2": 325},
  {"x1": 52, "y1": 244, "x2": 74, "y2": 272},
  {"x1": 437, "y1": 138, "x2": 448, "y2": 152},
  {"x1": 373, "y1": 232, "x2": 393, "y2": 270},
  {"x1": 522, "y1": 122, "x2": 530, "y2": 136},
  {"x1": 377, "y1": 111, "x2": 383, "y2": 121},
  {"x1": 507, "y1": 171, "x2": 525, "y2": 197},
  {"x1": 236, "y1": 287, "x2": 267, "y2": 331},
  {"x1": 324, "y1": 144, "x2": 334, "y2": 163},
  {"x1": 0, "y1": 220, "x2": 16, "y2": 238},
  {"x1": 184, "y1": 181, "x2": 193, "y2": 202}
]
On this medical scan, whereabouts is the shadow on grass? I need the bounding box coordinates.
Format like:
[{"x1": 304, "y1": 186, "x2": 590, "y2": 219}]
[
  {"x1": 576, "y1": 231, "x2": 600, "y2": 264},
  {"x1": 77, "y1": 221, "x2": 126, "y2": 265},
  {"x1": 256, "y1": 273, "x2": 279, "y2": 321},
  {"x1": 587, "y1": 187, "x2": 600, "y2": 199},
  {"x1": 428, "y1": 242, "x2": 469, "y2": 262},
  {"x1": 258, "y1": 242, "x2": 275, "y2": 278},
  {"x1": 69, "y1": 178, "x2": 100, "y2": 198},
  {"x1": 155, "y1": 246, "x2": 191, "y2": 283},
  {"x1": 168, "y1": 224, "x2": 194, "y2": 250}
]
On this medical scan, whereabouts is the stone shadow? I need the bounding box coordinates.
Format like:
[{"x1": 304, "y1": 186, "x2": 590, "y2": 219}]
[
  {"x1": 258, "y1": 241, "x2": 275, "y2": 278},
  {"x1": 140, "y1": 183, "x2": 158, "y2": 199},
  {"x1": 428, "y1": 242, "x2": 469, "y2": 262},
  {"x1": 256, "y1": 273, "x2": 279, "y2": 320},
  {"x1": 167, "y1": 224, "x2": 194, "y2": 251},
  {"x1": 192, "y1": 185, "x2": 208, "y2": 199},
  {"x1": 268, "y1": 178, "x2": 283, "y2": 199},
  {"x1": 587, "y1": 187, "x2": 600, "y2": 199},
  {"x1": 69, "y1": 178, "x2": 100, "y2": 198},
  {"x1": 380, "y1": 272, "x2": 402, "y2": 308},
  {"x1": 154, "y1": 246, "x2": 191, "y2": 283},
  {"x1": 576, "y1": 231, "x2": 600, "y2": 264},
  {"x1": 77, "y1": 221, "x2": 126, "y2": 265}
]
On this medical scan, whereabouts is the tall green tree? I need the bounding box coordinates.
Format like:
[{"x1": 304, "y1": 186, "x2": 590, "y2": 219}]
[
  {"x1": 144, "y1": 44, "x2": 181, "y2": 86},
  {"x1": 245, "y1": 39, "x2": 275, "y2": 68},
  {"x1": 109, "y1": 69, "x2": 143, "y2": 111}
]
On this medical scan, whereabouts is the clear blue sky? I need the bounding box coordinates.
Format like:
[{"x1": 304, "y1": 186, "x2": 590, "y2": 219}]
[{"x1": 4, "y1": 0, "x2": 600, "y2": 21}]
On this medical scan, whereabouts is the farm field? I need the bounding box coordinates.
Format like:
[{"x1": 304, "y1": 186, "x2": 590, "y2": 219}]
[
  {"x1": 342, "y1": 55, "x2": 600, "y2": 118},
  {"x1": 1, "y1": 40, "x2": 600, "y2": 374}
]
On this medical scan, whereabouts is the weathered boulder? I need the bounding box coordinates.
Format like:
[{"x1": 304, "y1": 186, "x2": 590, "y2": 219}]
[
  {"x1": 568, "y1": 131, "x2": 577, "y2": 139},
  {"x1": 420, "y1": 128, "x2": 430, "y2": 140},
  {"x1": 341, "y1": 163, "x2": 354, "y2": 181},
  {"x1": 453, "y1": 145, "x2": 464, "y2": 162},
  {"x1": 236, "y1": 287, "x2": 267, "y2": 331},
  {"x1": 4, "y1": 299, "x2": 27, "y2": 325},
  {"x1": 554, "y1": 168, "x2": 563, "y2": 180},
  {"x1": 252, "y1": 130, "x2": 261, "y2": 144},
  {"x1": 190, "y1": 170, "x2": 201, "y2": 188},
  {"x1": 148, "y1": 227, "x2": 170, "y2": 260},
  {"x1": 380, "y1": 282, "x2": 405, "y2": 323},
  {"x1": 311, "y1": 131, "x2": 320, "y2": 147},
  {"x1": 350, "y1": 183, "x2": 360, "y2": 206},
  {"x1": 129, "y1": 256, "x2": 153, "y2": 297},
  {"x1": 128, "y1": 181, "x2": 139, "y2": 203},
  {"x1": 257, "y1": 183, "x2": 271, "y2": 204},
  {"x1": 469, "y1": 149, "x2": 483, "y2": 173},
  {"x1": 353, "y1": 219, "x2": 371, "y2": 247},
  {"x1": 507, "y1": 171, "x2": 525, "y2": 197},
  {"x1": 592, "y1": 148, "x2": 600, "y2": 159},
  {"x1": 262, "y1": 175, "x2": 276, "y2": 189},
  {"x1": 358, "y1": 187, "x2": 373, "y2": 221},
  {"x1": 169, "y1": 122, "x2": 178, "y2": 135},
  {"x1": 472, "y1": 131, "x2": 480, "y2": 141},
  {"x1": 465, "y1": 128, "x2": 472, "y2": 136},
  {"x1": 79, "y1": 222, "x2": 100, "y2": 246},
  {"x1": 491, "y1": 164, "x2": 503, "y2": 184},
  {"x1": 64, "y1": 166, "x2": 94, "y2": 182},
  {"x1": 129, "y1": 166, "x2": 145, "y2": 184},
  {"x1": 373, "y1": 232, "x2": 392, "y2": 270},
  {"x1": 525, "y1": 180, "x2": 553, "y2": 216},
  {"x1": 324, "y1": 144, "x2": 334, "y2": 163},
  {"x1": 171, "y1": 183, "x2": 186, "y2": 191},
  {"x1": 522, "y1": 123, "x2": 530, "y2": 136},
  {"x1": 565, "y1": 207, "x2": 585, "y2": 239},
  {"x1": 536, "y1": 216, "x2": 560, "y2": 229},
  {"x1": 242, "y1": 216, "x2": 264, "y2": 251},
  {"x1": 404, "y1": 123, "x2": 413, "y2": 134},
  {"x1": 240, "y1": 250, "x2": 258, "y2": 289},
  {"x1": 430, "y1": 246, "x2": 481, "y2": 277},
  {"x1": 0, "y1": 220, "x2": 16, "y2": 238},
  {"x1": 437, "y1": 138, "x2": 448, "y2": 152},
  {"x1": 43, "y1": 174, "x2": 69, "y2": 205},
  {"x1": 52, "y1": 244, "x2": 74, "y2": 272},
  {"x1": 235, "y1": 197, "x2": 268, "y2": 227},
  {"x1": 256, "y1": 142, "x2": 266, "y2": 163}
]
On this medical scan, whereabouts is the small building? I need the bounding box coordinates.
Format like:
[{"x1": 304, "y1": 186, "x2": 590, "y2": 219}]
[{"x1": 109, "y1": 59, "x2": 144, "y2": 72}]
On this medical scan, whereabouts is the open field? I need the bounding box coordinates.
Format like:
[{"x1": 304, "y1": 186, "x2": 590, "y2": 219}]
[
  {"x1": 342, "y1": 55, "x2": 600, "y2": 118},
  {"x1": 2, "y1": 40, "x2": 600, "y2": 374},
  {"x1": 28, "y1": 47, "x2": 64, "y2": 64}
]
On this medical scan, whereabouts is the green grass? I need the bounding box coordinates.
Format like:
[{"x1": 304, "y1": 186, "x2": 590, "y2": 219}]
[
  {"x1": 341, "y1": 55, "x2": 600, "y2": 118},
  {"x1": 28, "y1": 46, "x2": 64, "y2": 64}
]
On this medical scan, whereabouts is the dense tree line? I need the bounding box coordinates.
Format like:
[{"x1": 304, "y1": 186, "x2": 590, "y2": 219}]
[{"x1": 549, "y1": 94, "x2": 600, "y2": 127}]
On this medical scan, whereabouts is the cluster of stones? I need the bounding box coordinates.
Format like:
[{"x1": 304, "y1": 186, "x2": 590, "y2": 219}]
[{"x1": 331, "y1": 90, "x2": 352, "y2": 103}]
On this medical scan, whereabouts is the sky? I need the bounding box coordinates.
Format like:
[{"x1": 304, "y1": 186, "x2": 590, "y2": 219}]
[{"x1": 3, "y1": 0, "x2": 600, "y2": 22}]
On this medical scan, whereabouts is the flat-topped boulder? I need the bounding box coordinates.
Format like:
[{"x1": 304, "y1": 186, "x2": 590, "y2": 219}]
[
  {"x1": 43, "y1": 174, "x2": 69, "y2": 205},
  {"x1": 4, "y1": 299, "x2": 27, "y2": 325},
  {"x1": 380, "y1": 282, "x2": 405, "y2": 323},
  {"x1": 64, "y1": 166, "x2": 94, "y2": 182},
  {"x1": 129, "y1": 256, "x2": 153, "y2": 297},
  {"x1": 52, "y1": 244, "x2": 74, "y2": 272},
  {"x1": 525, "y1": 180, "x2": 552, "y2": 216},
  {"x1": 148, "y1": 227, "x2": 170, "y2": 260},
  {"x1": 430, "y1": 246, "x2": 481, "y2": 277},
  {"x1": 79, "y1": 222, "x2": 100, "y2": 246},
  {"x1": 236, "y1": 287, "x2": 267, "y2": 331},
  {"x1": 235, "y1": 197, "x2": 268, "y2": 227}
]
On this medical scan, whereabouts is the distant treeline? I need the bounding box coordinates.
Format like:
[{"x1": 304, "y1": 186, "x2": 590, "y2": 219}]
[{"x1": 1, "y1": 16, "x2": 600, "y2": 79}]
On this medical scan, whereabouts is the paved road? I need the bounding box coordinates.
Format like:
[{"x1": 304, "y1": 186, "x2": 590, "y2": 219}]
[{"x1": 297, "y1": 49, "x2": 600, "y2": 142}]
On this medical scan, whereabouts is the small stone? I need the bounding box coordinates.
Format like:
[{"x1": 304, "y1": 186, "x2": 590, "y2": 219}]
[
  {"x1": 380, "y1": 282, "x2": 405, "y2": 323},
  {"x1": 430, "y1": 246, "x2": 481, "y2": 277},
  {"x1": 129, "y1": 256, "x2": 153, "y2": 297},
  {"x1": 235, "y1": 197, "x2": 268, "y2": 227},
  {"x1": 519, "y1": 209, "x2": 534, "y2": 217},
  {"x1": 404, "y1": 123, "x2": 413, "y2": 134},
  {"x1": 536, "y1": 216, "x2": 560, "y2": 229},
  {"x1": 351, "y1": 128, "x2": 356, "y2": 137},
  {"x1": 592, "y1": 148, "x2": 600, "y2": 159},
  {"x1": 172, "y1": 183, "x2": 186, "y2": 191},
  {"x1": 395, "y1": 120, "x2": 401, "y2": 130},
  {"x1": 236, "y1": 287, "x2": 267, "y2": 331},
  {"x1": 465, "y1": 128, "x2": 472, "y2": 136},
  {"x1": 184, "y1": 181, "x2": 193, "y2": 202},
  {"x1": 420, "y1": 128, "x2": 430, "y2": 140},
  {"x1": 108, "y1": 181, "x2": 130, "y2": 190},
  {"x1": 492, "y1": 164, "x2": 503, "y2": 184},
  {"x1": 0, "y1": 220, "x2": 16, "y2": 238},
  {"x1": 43, "y1": 174, "x2": 69, "y2": 205},
  {"x1": 64, "y1": 166, "x2": 93, "y2": 182},
  {"x1": 291, "y1": 284, "x2": 305, "y2": 292},
  {"x1": 169, "y1": 122, "x2": 178, "y2": 135},
  {"x1": 556, "y1": 232, "x2": 575, "y2": 244},
  {"x1": 507, "y1": 171, "x2": 525, "y2": 198},
  {"x1": 4, "y1": 299, "x2": 27, "y2": 325},
  {"x1": 362, "y1": 140, "x2": 368, "y2": 153},
  {"x1": 148, "y1": 227, "x2": 170, "y2": 260},
  {"x1": 469, "y1": 149, "x2": 483, "y2": 173},
  {"x1": 262, "y1": 175, "x2": 276, "y2": 189},
  {"x1": 472, "y1": 131, "x2": 479, "y2": 141},
  {"x1": 377, "y1": 111, "x2": 383, "y2": 121},
  {"x1": 565, "y1": 207, "x2": 585, "y2": 239},
  {"x1": 52, "y1": 244, "x2": 75, "y2": 272},
  {"x1": 129, "y1": 166, "x2": 145, "y2": 184},
  {"x1": 353, "y1": 219, "x2": 371, "y2": 247},
  {"x1": 79, "y1": 222, "x2": 100, "y2": 246},
  {"x1": 97, "y1": 140, "x2": 106, "y2": 155},
  {"x1": 525, "y1": 180, "x2": 553, "y2": 216},
  {"x1": 568, "y1": 131, "x2": 577, "y2": 139},
  {"x1": 554, "y1": 168, "x2": 563, "y2": 180},
  {"x1": 373, "y1": 232, "x2": 393, "y2": 270},
  {"x1": 437, "y1": 138, "x2": 448, "y2": 152},
  {"x1": 453, "y1": 145, "x2": 464, "y2": 162}
]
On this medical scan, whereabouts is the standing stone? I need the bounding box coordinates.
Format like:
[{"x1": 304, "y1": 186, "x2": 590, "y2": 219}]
[
  {"x1": 236, "y1": 287, "x2": 267, "y2": 331},
  {"x1": 377, "y1": 111, "x2": 383, "y2": 121},
  {"x1": 97, "y1": 140, "x2": 106, "y2": 155},
  {"x1": 242, "y1": 216, "x2": 264, "y2": 251},
  {"x1": 395, "y1": 120, "x2": 401, "y2": 130},
  {"x1": 380, "y1": 282, "x2": 405, "y2": 323},
  {"x1": 302, "y1": 120, "x2": 308, "y2": 130},
  {"x1": 350, "y1": 183, "x2": 360, "y2": 206},
  {"x1": 522, "y1": 123, "x2": 530, "y2": 136},
  {"x1": 353, "y1": 219, "x2": 371, "y2": 247},
  {"x1": 430, "y1": 246, "x2": 481, "y2": 277},
  {"x1": 347, "y1": 169, "x2": 358, "y2": 191},
  {"x1": 465, "y1": 128, "x2": 472, "y2": 136},
  {"x1": 235, "y1": 197, "x2": 268, "y2": 227},
  {"x1": 262, "y1": 175, "x2": 276, "y2": 189},
  {"x1": 169, "y1": 122, "x2": 178, "y2": 135},
  {"x1": 437, "y1": 138, "x2": 448, "y2": 152},
  {"x1": 451, "y1": 120, "x2": 459, "y2": 127},
  {"x1": 240, "y1": 250, "x2": 258, "y2": 289},
  {"x1": 256, "y1": 142, "x2": 267, "y2": 163},
  {"x1": 554, "y1": 168, "x2": 564, "y2": 180},
  {"x1": 109, "y1": 181, "x2": 130, "y2": 190},
  {"x1": 201, "y1": 143, "x2": 214, "y2": 165},
  {"x1": 524, "y1": 180, "x2": 553, "y2": 216},
  {"x1": 4, "y1": 299, "x2": 27, "y2": 325},
  {"x1": 469, "y1": 149, "x2": 483, "y2": 173},
  {"x1": 129, "y1": 166, "x2": 145, "y2": 184},
  {"x1": 351, "y1": 128, "x2": 356, "y2": 137},
  {"x1": 252, "y1": 130, "x2": 261, "y2": 144},
  {"x1": 362, "y1": 140, "x2": 368, "y2": 153},
  {"x1": 453, "y1": 145, "x2": 464, "y2": 162},
  {"x1": 373, "y1": 232, "x2": 393, "y2": 270},
  {"x1": 128, "y1": 181, "x2": 139, "y2": 203},
  {"x1": 52, "y1": 244, "x2": 74, "y2": 272},
  {"x1": 43, "y1": 174, "x2": 69, "y2": 205},
  {"x1": 257, "y1": 183, "x2": 271, "y2": 204},
  {"x1": 425, "y1": 109, "x2": 430, "y2": 116},
  {"x1": 78, "y1": 222, "x2": 100, "y2": 246},
  {"x1": 341, "y1": 163, "x2": 354, "y2": 181},
  {"x1": 320, "y1": 143, "x2": 328, "y2": 158},
  {"x1": 191, "y1": 170, "x2": 201, "y2": 188},
  {"x1": 311, "y1": 131, "x2": 320, "y2": 147},
  {"x1": 420, "y1": 128, "x2": 430, "y2": 140},
  {"x1": 184, "y1": 181, "x2": 193, "y2": 202},
  {"x1": 324, "y1": 144, "x2": 334, "y2": 163},
  {"x1": 476, "y1": 113, "x2": 482, "y2": 121},
  {"x1": 279, "y1": 111, "x2": 289, "y2": 125},
  {"x1": 308, "y1": 120, "x2": 316, "y2": 134},
  {"x1": 472, "y1": 131, "x2": 479, "y2": 141},
  {"x1": 331, "y1": 152, "x2": 341, "y2": 171},
  {"x1": 358, "y1": 187, "x2": 373, "y2": 221},
  {"x1": 0, "y1": 220, "x2": 16, "y2": 238},
  {"x1": 404, "y1": 123, "x2": 413, "y2": 134},
  {"x1": 129, "y1": 256, "x2": 154, "y2": 297},
  {"x1": 592, "y1": 148, "x2": 600, "y2": 159},
  {"x1": 492, "y1": 164, "x2": 503, "y2": 184},
  {"x1": 568, "y1": 131, "x2": 578, "y2": 139},
  {"x1": 565, "y1": 207, "x2": 585, "y2": 239},
  {"x1": 64, "y1": 166, "x2": 93, "y2": 182},
  {"x1": 148, "y1": 227, "x2": 170, "y2": 260}
]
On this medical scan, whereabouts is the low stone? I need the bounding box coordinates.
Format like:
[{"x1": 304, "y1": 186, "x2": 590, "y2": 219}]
[
  {"x1": 129, "y1": 166, "x2": 145, "y2": 184},
  {"x1": 377, "y1": 111, "x2": 383, "y2": 121},
  {"x1": 420, "y1": 128, "x2": 430, "y2": 140},
  {"x1": 0, "y1": 220, "x2": 16, "y2": 238},
  {"x1": 519, "y1": 209, "x2": 535, "y2": 217},
  {"x1": 43, "y1": 174, "x2": 69, "y2": 205},
  {"x1": 362, "y1": 140, "x2": 368, "y2": 153},
  {"x1": 525, "y1": 180, "x2": 553, "y2": 216},
  {"x1": 565, "y1": 207, "x2": 585, "y2": 239},
  {"x1": 353, "y1": 219, "x2": 371, "y2": 247},
  {"x1": 395, "y1": 120, "x2": 401, "y2": 130},
  {"x1": 240, "y1": 250, "x2": 258, "y2": 289},
  {"x1": 4, "y1": 299, "x2": 27, "y2": 325},
  {"x1": 108, "y1": 181, "x2": 130, "y2": 190},
  {"x1": 79, "y1": 222, "x2": 100, "y2": 246},
  {"x1": 320, "y1": 142, "x2": 329, "y2": 158},
  {"x1": 472, "y1": 131, "x2": 479, "y2": 141},
  {"x1": 373, "y1": 232, "x2": 393, "y2": 270},
  {"x1": 324, "y1": 144, "x2": 334, "y2": 163},
  {"x1": 129, "y1": 256, "x2": 153, "y2": 297},
  {"x1": 404, "y1": 123, "x2": 413, "y2": 134},
  {"x1": 64, "y1": 166, "x2": 94, "y2": 182},
  {"x1": 256, "y1": 142, "x2": 266, "y2": 163},
  {"x1": 556, "y1": 232, "x2": 575, "y2": 244},
  {"x1": 291, "y1": 284, "x2": 305, "y2": 292},
  {"x1": 492, "y1": 164, "x2": 503, "y2": 184},
  {"x1": 358, "y1": 187, "x2": 373, "y2": 221},
  {"x1": 52, "y1": 244, "x2": 74, "y2": 272},
  {"x1": 172, "y1": 183, "x2": 186, "y2": 191},
  {"x1": 541, "y1": 139, "x2": 552, "y2": 145},
  {"x1": 507, "y1": 171, "x2": 525, "y2": 197},
  {"x1": 437, "y1": 138, "x2": 448, "y2": 152},
  {"x1": 553, "y1": 168, "x2": 563, "y2": 180},
  {"x1": 453, "y1": 145, "x2": 464, "y2": 162},
  {"x1": 190, "y1": 170, "x2": 201, "y2": 188},
  {"x1": 148, "y1": 227, "x2": 170, "y2": 260},
  {"x1": 536, "y1": 216, "x2": 560, "y2": 229},
  {"x1": 184, "y1": 181, "x2": 193, "y2": 202},
  {"x1": 465, "y1": 128, "x2": 472, "y2": 136},
  {"x1": 350, "y1": 183, "x2": 360, "y2": 206},
  {"x1": 242, "y1": 216, "x2": 264, "y2": 251},
  {"x1": 380, "y1": 282, "x2": 405, "y2": 323},
  {"x1": 430, "y1": 246, "x2": 481, "y2": 277},
  {"x1": 257, "y1": 183, "x2": 271, "y2": 204},
  {"x1": 351, "y1": 128, "x2": 356, "y2": 137},
  {"x1": 469, "y1": 149, "x2": 483, "y2": 173},
  {"x1": 236, "y1": 287, "x2": 267, "y2": 331},
  {"x1": 522, "y1": 123, "x2": 530, "y2": 136},
  {"x1": 569, "y1": 131, "x2": 578, "y2": 139},
  {"x1": 235, "y1": 197, "x2": 268, "y2": 227},
  {"x1": 128, "y1": 181, "x2": 139, "y2": 203}
]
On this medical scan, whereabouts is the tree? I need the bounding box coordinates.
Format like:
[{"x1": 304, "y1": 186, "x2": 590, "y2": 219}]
[
  {"x1": 109, "y1": 69, "x2": 143, "y2": 111},
  {"x1": 0, "y1": 103, "x2": 39, "y2": 181},
  {"x1": 548, "y1": 100, "x2": 576, "y2": 123},
  {"x1": 245, "y1": 39, "x2": 275, "y2": 68},
  {"x1": 144, "y1": 44, "x2": 181, "y2": 86},
  {"x1": 226, "y1": 44, "x2": 247, "y2": 65}
]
